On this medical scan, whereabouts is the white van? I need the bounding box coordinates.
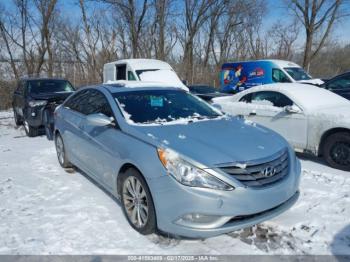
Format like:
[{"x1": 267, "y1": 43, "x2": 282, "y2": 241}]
[{"x1": 103, "y1": 59, "x2": 188, "y2": 90}]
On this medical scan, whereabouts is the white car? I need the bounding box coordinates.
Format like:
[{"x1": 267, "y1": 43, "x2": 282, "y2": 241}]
[{"x1": 213, "y1": 83, "x2": 350, "y2": 171}]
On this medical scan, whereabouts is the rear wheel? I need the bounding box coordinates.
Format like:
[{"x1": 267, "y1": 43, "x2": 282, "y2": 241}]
[
  {"x1": 120, "y1": 168, "x2": 156, "y2": 235},
  {"x1": 13, "y1": 107, "x2": 22, "y2": 126},
  {"x1": 55, "y1": 133, "x2": 72, "y2": 168},
  {"x1": 23, "y1": 120, "x2": 39, "y2": 137},
  {"x1": 323, "y1": 132, "x2": 350, "y2": 171}
]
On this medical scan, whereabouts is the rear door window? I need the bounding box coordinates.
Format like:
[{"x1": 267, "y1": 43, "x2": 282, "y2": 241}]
[{"x1": 116, "y1": 64, "x2": 126, "y2": 80}]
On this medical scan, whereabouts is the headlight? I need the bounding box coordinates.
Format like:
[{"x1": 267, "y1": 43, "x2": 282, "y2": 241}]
[
  {"x1": 28, "y1": 100, "x2": 47, "y2": 107},
  {"x1": 157, "y1": 148, "x2": 234, "y2": 191}
]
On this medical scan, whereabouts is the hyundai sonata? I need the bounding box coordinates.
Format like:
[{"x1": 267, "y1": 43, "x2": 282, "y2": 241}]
[{"x1": 54, "y1": 82, "x2": 300, "y2": 238}]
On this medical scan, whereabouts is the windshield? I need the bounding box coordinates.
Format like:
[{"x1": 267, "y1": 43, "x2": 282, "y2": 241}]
[
  {"x1": 28, "y1": 80, "x2": 74, "y2": 94},
  {"x1": 284, "y1": 67, "x2": 311, "y2": 81},
  {"x1": 113, "y1": 89, "x2": 221, "y2": 125},
  {"x1": 189, "y1": 85, "x2": 219, "y2": 94}
]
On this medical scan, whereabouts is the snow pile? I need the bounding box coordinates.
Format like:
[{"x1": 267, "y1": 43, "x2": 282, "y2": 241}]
[
  {"x1": 0, "y1": 110, "x2": 349, "y2": 255},
  {"x1": 138, "y1": 69, "x2": 188, "y2": 91}
]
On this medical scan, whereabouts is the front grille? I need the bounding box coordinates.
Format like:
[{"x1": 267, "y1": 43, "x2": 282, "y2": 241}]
[{"x1": 219, "y1": 149, "x2": 289, "y2": 187}]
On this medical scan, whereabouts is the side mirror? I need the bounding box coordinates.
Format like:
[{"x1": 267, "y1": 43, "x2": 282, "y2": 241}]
[
  {"x1": 284, "y1": 105, "x2": 301, "y2": 114},
  {"x1": 86, "y1": 113, "x2": 114, "y2": 127}
]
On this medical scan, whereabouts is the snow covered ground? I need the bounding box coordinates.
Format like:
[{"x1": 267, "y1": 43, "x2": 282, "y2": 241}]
[{"x1": 0, "y1": 110, "x2": 349, "y2": 255}]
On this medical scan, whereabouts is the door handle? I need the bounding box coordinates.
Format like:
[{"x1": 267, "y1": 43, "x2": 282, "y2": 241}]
[{"x1": 249, "y1": 112, "x2": 257, "y2": 116}]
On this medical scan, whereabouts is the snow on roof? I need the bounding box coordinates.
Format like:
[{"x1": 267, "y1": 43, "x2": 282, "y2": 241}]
[
  {"x1": 138, "y1": 69, "x2": 188, "y2": 91},
  {"x1": 104, "y1": 59, "x2": 173, "y2": 70},
  {"x1": 240, "y1": 83, "x2": 350, "y2": 110}
]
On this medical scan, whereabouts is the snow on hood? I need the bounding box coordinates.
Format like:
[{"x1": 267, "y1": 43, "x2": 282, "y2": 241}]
[
  {"x1": 138, "y1": 69, "x2": 189, "y2": 91},
  {"x1": 297, "y1": 78, "x2": 324, "y2": 85},
  {"x1": 128, "y1": 116, "x2": 287, "y2": 168}
]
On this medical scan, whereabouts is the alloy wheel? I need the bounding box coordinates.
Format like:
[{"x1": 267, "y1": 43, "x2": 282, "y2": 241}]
[
  {"x1": 122, "y1": 176, "x2": 149, "y2": 228},
  {"x1": 55, "y1": 135, "x2": 64, "y2": 165}
]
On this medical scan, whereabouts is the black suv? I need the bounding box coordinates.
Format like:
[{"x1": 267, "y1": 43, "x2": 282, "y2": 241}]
[
  {"x1": 12, "y1": 78, "x2": 75, "y2": 138},
  {"x1": 322, "y1": 72, "x2": 350, "y2": 100}
]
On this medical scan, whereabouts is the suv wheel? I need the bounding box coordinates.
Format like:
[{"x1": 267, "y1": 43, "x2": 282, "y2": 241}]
[
  {"x1": 55, "y1": 133, "x2": 72, "y2": 168},
  {"x1": 120, "y1": 168, "x2": 156, "y2": 235},
  {"x1": 13, "y1": 107, "x2": 22, "y2": 126},
  {"x1": 43, "y1": 110, "x2": 54, "y2": 140},
  {"x1": 323, "y1": 132, "x2": 350, "y2": 171},
  {"x1": 23, "y1": 120, "x2": 39, "y2": 137}
]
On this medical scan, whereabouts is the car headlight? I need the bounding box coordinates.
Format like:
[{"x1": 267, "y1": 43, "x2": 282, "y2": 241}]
[
  {"x1": 28, "y1": 100, "x2": 47, "y2": 107},
  {"x1": 157, "y1": 148, "x2": 234, "y2": 191}
]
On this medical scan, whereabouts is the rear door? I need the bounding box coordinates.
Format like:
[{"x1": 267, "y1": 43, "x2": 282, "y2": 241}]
[{"x1": 240, "y1": 91, "x2": 308, "y2": 149}]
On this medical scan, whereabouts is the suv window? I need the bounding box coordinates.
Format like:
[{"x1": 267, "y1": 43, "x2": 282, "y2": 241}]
[
  {"x1": 27, "y1": 79, "x2": 74, "y2": 94},
  {"x1": 251, "y1": 91, "x2": 293, "y2": 108},
  {"x1": 326, "y1": 75, "x2": 350, "y2": 90},
  {"x1": 272, "y1": 69, "x2": 291, "y2": 83}
]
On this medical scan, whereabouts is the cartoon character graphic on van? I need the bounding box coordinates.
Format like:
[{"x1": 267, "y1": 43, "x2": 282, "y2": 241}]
[{"x1": 222, "y1": 64, "x2": 247, "y2": 93}]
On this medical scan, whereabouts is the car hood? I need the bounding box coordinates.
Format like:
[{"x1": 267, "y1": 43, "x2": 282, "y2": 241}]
[
  {"x1": 127, "y1": 117, "x2": 288, "y2": 168},
  {"x1": 297, "y1": 78, "x2": 324, "y2": 85},
  {"x1": 30, "y1": 91, "x2": 74, "y2": 102}
]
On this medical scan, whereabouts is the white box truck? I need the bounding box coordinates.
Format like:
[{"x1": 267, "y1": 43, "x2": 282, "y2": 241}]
[{"x1": 103, "y1": 59, "x2": 188, "y2": 90}]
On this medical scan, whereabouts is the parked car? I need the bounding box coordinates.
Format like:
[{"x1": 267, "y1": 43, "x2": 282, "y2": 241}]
[
  {"x1": 12, "y1": 78, "x2": 75, "y2": 138},
  {"x1": 213, "y1": 83, "x2": 350, "y2": 171},
  {"x1": 220, "y1": 59, "x2": 324, "y2": 93},
  {"x1": 188, "y1": 84, "x2": 230, "y2": 102},
  {"x1": 321, "y1": 72, "x2": 350, "y2": 100},
  {"x1": 103, "y1": 59, "x2": 188, "y2": 90},
  {"x1": 53, "y1": 82, "x2": 300, "y2": 238}
]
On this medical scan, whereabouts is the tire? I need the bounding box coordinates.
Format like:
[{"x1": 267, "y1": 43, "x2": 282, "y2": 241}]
[
  {"x1": 23, "y1": 119, "x2": 39, "y2": 137},
  {"x1": 43, "y1": 110, "x2": 54, "y2": 140},
  {"x1": 323, "y1": 132, "x2": 350, "y2": 171},
  {"x1": 120, "y1": 168, "x2": 156, "y2": 235},
  {"x1": 13, "y1": 107, "x2": 22, "y2": 126},
  {"x1": 55, "y1": 133, "x2": 72, "y2": 168}
]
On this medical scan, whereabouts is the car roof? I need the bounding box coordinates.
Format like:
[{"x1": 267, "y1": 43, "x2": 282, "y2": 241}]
[
  {"x1": 222, "y1": 59, "x2": 300, "y2": 68},
  {"x1": 237, "y1": 83, "x2": 350, "y2": 110},
  {"x1": 103, "y1": 59, "x2": 172, "y2": 71},
  {"x1": 86, "y1": 81, "x2": 185, "y2": 94},
  {"x1": 20, "y1": 77, "x2": 69, "y2": 81}
]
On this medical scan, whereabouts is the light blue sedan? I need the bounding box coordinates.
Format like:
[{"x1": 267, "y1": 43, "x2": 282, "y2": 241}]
[{"x1": 54, "y1": 82, "x2": 301, "y2": 238}]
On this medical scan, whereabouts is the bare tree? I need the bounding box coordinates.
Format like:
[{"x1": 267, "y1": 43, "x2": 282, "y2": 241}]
[{"x1": 289, "y1": 0, "x2": 347, "y2": 70}]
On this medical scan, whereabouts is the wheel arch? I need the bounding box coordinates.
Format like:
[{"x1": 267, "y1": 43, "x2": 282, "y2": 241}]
[
  {"x1": 318, "y1": 127, "x2": 350, "y2": 156},
  {"x1": 116, "y1": 163, "x2": 144, "y2": 196}
]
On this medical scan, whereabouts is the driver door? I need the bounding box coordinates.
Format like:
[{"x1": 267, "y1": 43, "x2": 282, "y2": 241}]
[{"x1": 241, "y1": 91, "x2": 308, "y2": 150}]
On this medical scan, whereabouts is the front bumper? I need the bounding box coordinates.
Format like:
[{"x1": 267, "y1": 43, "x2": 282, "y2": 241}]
[{"x1": 148, "y1": 157, "x2": 301, "y2": 238}]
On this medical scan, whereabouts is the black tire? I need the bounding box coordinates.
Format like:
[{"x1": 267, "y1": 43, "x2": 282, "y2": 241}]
[
  {"x1": 13, "y1": 107, "x2": 22, "y2": 126},
  {"x1": 23, "y1": 119, "x2": 39, "y2": 137},
  {"x1": 55, "y1": 132, "x2": 72, "y2": 168},
  {"x1": 119, "y1": 168, "x2": 156, "y2": 235},
  {"x1": 43, "y1": 110, "x2": 54, "y2": 140},
  {"x1": 323, "y1": 132, "x2": 350, "y2": 171}
]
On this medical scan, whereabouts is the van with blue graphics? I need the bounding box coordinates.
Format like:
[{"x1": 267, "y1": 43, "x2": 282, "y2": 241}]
[{"x1": 220, "y1": 59, "x2": 323, "y2": 93}]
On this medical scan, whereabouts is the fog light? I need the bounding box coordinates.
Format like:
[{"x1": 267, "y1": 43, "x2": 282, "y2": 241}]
[
  {"x1": 31, "y1": 112, "x2": 36, "y2": 117},
  {"x1": 175, "y1": 213, "x2": 231, "y2": 229}
]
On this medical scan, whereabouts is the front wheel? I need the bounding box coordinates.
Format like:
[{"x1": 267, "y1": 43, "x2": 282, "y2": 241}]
[
  {"x1": 23, "y1": 120, "x2": 39, "y2": 137},
  {"x1": 323, "y1": 132, "x2": 350, "y2": 171},
  {"x1": 55, "y1": 133, "x2": 72, "y2": 168},
  {"x1": 120, "y1": 169, "x2": 156, "y2": 235}
]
